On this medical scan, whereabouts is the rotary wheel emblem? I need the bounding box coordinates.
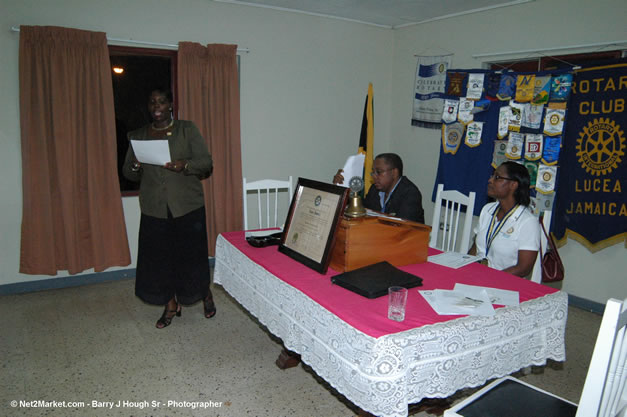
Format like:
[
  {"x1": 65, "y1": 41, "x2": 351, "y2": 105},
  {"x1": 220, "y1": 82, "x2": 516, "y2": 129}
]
[{"x1": 576, "y1": 118, "x2": 625, "y2": 176}]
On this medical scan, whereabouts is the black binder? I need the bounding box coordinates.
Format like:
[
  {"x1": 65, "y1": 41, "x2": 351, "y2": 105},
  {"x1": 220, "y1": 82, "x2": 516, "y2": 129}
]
[
  {"x1": 245, "y1": 232, "x2": 283, "y2": 248},
  {"x1": 330, "y1": 261, "x2": 423, "y2": 299}
]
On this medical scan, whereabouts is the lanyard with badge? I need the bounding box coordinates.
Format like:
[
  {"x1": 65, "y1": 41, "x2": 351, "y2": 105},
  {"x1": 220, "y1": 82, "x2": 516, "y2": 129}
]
[{"x1": 485, "y1": 204, "x2": 519, "y2": 256}]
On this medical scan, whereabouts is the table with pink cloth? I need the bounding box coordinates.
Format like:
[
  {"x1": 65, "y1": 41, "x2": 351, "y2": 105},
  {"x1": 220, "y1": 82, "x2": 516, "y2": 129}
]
[{"x1": 213, "y1": 231, "x2": 567, "y2": 417}]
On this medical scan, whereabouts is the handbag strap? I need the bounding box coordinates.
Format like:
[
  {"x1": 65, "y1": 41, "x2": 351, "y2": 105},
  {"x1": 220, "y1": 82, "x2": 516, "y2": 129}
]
[{"x1": 540, "y1": 215, "x2": 563, "y2": 265}]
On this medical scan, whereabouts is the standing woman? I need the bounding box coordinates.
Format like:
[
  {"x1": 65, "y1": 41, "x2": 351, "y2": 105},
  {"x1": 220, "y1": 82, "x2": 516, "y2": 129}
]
[
  {"x1": 470, "y1": 161, "x2": 540, "y2": 278},
  {"x1": 123, "y1": 88, "x2": 216, "y2": 328}
]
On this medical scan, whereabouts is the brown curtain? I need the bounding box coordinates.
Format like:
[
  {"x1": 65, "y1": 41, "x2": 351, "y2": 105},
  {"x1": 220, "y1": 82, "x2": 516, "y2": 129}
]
[
  {"x1": 177, "y1": 42, "x2": 243, "y2": 255},
  {"x1": 19, "y1": 26, "x2": 131, "y2": 275}
]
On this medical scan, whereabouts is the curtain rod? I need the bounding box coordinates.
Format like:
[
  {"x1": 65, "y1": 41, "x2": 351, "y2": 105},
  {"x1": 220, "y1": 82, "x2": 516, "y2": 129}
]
[
  {"x1": 11, "y1": 26, "x2": 249, "y2": 54},
  {"x1": 472, "y1": 40, "x2": 627, "y2": 59}
]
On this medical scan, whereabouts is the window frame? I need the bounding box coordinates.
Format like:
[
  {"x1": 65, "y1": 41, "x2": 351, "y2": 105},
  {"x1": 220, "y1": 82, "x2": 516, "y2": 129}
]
[
  {"x1": 109, "y1": 45, "x2": 178, "y2": 196},
  {"x1": 489, "y1": 50, "x2": 624, "y2": 72}
]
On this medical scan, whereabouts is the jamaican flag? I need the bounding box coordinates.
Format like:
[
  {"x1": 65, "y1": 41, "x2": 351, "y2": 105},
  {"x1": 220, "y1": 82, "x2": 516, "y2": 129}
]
[{"x1": 359, "y1": 83, "x2": 374, "y2": 193}]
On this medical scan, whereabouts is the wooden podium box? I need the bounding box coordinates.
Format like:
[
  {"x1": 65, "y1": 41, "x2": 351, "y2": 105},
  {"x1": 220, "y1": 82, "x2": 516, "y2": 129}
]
[{"x1": 329, "y1": 216, "x2": 431, "y2": 272}]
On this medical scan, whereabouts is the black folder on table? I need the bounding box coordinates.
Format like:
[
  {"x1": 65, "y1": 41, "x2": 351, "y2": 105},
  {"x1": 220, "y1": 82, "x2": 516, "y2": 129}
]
[{"x1": 330, "y1": 261, "x2": 423, "y2": 299}]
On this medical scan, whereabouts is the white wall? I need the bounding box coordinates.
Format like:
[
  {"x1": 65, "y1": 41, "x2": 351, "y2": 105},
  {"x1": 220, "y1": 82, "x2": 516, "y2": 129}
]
[
  {"x1": 389, "y1": 0, "x2": 627, "y2": 304},
  {"x1": 0, "y1": 0, "x2": 393, "y2": 285},
  {"x1": 1, "y1": 0, "x2": 625, "y2": 304}
]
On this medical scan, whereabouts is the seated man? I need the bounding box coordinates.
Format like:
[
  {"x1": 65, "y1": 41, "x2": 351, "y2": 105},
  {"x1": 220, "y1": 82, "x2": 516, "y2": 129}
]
[{"x1": 333, "y1": 153, "x2": 425, "y2": 223}]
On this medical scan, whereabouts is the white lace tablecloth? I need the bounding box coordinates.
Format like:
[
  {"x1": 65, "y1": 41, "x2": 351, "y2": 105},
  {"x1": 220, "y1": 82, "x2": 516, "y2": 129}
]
[{"x1": 213, "y1": 234, "x2": 567, "y2": 417}]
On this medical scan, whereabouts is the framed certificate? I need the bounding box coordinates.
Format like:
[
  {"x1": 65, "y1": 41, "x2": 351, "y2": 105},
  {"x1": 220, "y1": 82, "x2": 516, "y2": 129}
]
[{"x1": 279, "y1": 178, "x2": 349, "y2": 274}]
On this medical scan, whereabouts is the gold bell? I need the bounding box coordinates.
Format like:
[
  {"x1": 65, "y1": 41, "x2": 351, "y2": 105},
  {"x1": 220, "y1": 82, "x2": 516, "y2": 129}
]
[{"x1": 344, "y1": 191, "x2": 366, "y2": 218}]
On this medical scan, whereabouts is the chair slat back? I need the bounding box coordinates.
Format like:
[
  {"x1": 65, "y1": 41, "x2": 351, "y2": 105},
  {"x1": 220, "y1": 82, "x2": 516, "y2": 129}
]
[
  {"x1": 430, "y1": 184, "x2": 476, "y2": 254},
  {"x1": 243, "y1": 177, "x2": 293, "y2": 230},
  {"x1": 577, "y1": 298, "x2": 627, "y2": 417}
]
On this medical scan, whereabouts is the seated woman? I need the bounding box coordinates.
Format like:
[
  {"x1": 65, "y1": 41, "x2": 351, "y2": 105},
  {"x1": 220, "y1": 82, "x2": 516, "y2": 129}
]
[
  {"x1": 470, "y1": 161, "x2": 540, "y2": 278},
  {"x1": 333, "y1": 153, "x2": 425, "y2": 223}
]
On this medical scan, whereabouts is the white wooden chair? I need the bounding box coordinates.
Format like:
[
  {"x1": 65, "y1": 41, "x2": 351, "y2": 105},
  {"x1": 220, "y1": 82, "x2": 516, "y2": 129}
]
[
  {"x1": 243, "y1": 176, "x2": 293, "y2": 230},
  {"x1": 530, "y1": 210, "x2": 553, "y2": 283},
  {"x1": 444, "y1": 297, "x2": 627, "y2": 417},
  {"x1": 429, "y1": 184, "x2": 476, "y2": 254}
]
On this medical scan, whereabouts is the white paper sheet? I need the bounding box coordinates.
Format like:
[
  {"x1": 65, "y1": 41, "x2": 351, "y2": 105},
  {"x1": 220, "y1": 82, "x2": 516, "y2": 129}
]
[
  {"x1": 130, "y1": 139, "x2": 171, "y2": 166},
  {"x1": 420, "y1": 289, "x2": 495, "y2": 316},
  {"x1": 453, "y1": 283, "x2": 519, "y2": 306},
  {"x1": 339, "y1": 154, "x2": 365, "y2": 187},
  {"x1": 428, "y1": 252, "x2": 483, "y2": 269},
  {"x1": 365, "y1": 209, "x2": 404, "y2": 221},
  {"x1": 245, "y1": 228, "x2": 283, "y2": 238}
]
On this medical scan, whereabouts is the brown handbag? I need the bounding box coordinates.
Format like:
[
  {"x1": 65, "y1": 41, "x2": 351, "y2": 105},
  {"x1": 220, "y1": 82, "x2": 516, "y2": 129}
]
[{"x1": 540, "y1": 219, "x2": 564, "y2": 283}]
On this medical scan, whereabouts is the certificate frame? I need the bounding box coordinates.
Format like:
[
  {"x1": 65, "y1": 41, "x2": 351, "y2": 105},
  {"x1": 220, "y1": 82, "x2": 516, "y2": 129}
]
[{"x1": 279, "y1": 178, "x2": 349, "y2": 274}]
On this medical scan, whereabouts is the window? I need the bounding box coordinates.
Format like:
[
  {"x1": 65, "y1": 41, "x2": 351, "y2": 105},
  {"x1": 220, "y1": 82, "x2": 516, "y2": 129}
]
[
  {"x1": 490, "y1": 50, "x2": 624, "y2": 72},
  {"x1": 109, "y1": 46, "x2": 177, "y2": 194}
]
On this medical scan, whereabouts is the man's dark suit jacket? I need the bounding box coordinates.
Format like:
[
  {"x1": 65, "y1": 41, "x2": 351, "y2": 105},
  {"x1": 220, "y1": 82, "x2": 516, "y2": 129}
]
[{"x1": 363, "y1": 176, "x2": 425, "y2": 224}]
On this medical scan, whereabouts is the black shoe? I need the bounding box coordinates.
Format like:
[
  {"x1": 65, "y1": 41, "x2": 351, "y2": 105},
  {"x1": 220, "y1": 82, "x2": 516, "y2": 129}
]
[
  {"x1": 203, "y1": 296, "x2": 216, "y2": 319},
  {"x1": 156, "y1": 303, "x2": 181, "y2": 329}
]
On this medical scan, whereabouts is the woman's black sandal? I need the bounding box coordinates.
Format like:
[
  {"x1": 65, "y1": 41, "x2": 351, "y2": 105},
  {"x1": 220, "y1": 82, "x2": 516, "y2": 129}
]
[
  {"x1": 156, "y1": 303, "x2": 181, "y2": 329},
  {"x1": 203, "y1": 296, "x2": 217, "y2": 319}
]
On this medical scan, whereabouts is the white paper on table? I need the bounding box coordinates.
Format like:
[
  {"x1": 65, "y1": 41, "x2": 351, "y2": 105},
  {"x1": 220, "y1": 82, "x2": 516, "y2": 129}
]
[
  {"x1": 245, "y1": 228, "x2": 283, "y2": 238},
  {"x1": 419, "y1": 290, "x2": 449, "y2": 315},
  {"x1": 453, "y1": 283, "x2": 519, "y2": 306},
  {"x1": 419, "y1": 290, "x2": 464, "y2": 315},
  {"x1": 419, "y1": 289, "x2": 495, "y2": 316},
  {"x1": 435, "y1": 289, "x2": 495, "y2": 316},
  {"x1": 339, "y1": 154, "x2": 365, "y2": 187},
  {"x1": 428, "y1": 252, "x2": 483, "y2": 269},
  {"x1": 365, "y1": 209, "x2": 403, "y2": 221},
  {"x1": 130, "y1": 139, "x2": 171, "y2": 166}
]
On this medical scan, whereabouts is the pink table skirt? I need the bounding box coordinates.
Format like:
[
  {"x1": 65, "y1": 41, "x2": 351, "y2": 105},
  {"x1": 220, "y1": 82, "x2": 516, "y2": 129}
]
[{"x1": 220, "y1": 231, "x2": 559, "y2": 339}]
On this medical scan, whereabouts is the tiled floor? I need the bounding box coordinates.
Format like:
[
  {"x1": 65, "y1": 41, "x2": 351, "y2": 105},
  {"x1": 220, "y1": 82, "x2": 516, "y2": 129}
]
[{"x1": 1, "y1": 278, "x2": 601, "y2": 416}]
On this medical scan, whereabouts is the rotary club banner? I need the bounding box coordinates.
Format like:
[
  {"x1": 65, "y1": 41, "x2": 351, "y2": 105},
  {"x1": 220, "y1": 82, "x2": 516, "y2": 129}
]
[
  {"x1": 515, "y1": 74, "x2": 535, "y2": 102},
  {"x1": 442, "y1": 99, "x2": 459, "y2": 123},
  {"x1": 524, "y1": 134, "x2": 543, "y2": 161},
  {"x1": 442, "y1": 122, "x2": 464, "y2": 154},
  {"x1": 536, "y1": 164, "x2": 557, "y2": 194},
  {"x1": 544, "y1": 107, "x2": 566, "y2": 135},
  {"x1": 505, "y1": 132, "x2": 524, "y2": 159},
  {"x1": 532, "y1": 75, "x2": 551, "y2": 105},
  {"x1": 436, "y1": 69, "x2": 504, "y2": 214},
  {"x1": 498, "y1": 106, "x2": 510, "y2": 138},
  {"x1": 553, "y1": 62, "x2": 627, "y2": 251},
  {"x1": 465, "y1": 121, "x2": 484, "y2": 147},
  {"x1": 412, "y1": 55, "x2": 452, "y2": 128},
  {"x1": 466, "y1": 73, "x2": 485, "y2": 99},
  {"x1": 458, "y1": 98, "x2": 474, "y2": 124},
  {"x1": 434, "y1": 68, "x2": 571, "y2": 216}
]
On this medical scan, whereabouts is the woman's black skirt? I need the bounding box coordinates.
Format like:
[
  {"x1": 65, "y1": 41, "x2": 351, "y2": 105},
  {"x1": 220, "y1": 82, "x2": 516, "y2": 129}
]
[{"x1": 135, "y1": 206, "x2": 210, "y2": 305}]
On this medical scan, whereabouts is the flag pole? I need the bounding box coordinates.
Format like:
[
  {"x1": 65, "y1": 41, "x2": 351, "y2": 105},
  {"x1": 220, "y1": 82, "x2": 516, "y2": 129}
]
[{"x1": 359, "y1": 83, "x2": 374, "y2": 193}]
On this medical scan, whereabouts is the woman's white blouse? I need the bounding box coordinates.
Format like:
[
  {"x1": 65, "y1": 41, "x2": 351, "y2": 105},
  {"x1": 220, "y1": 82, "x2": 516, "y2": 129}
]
[{"x1": 474, "y1": 202, "x2": 541, "y2": 271}]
